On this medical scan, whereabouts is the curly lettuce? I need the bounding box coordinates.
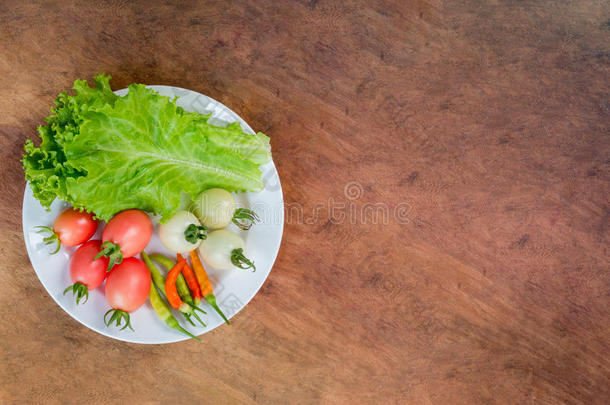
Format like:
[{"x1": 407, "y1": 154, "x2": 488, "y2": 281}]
[{"x1": 23, "y1": 74, "x2": 271, "y2": 221}]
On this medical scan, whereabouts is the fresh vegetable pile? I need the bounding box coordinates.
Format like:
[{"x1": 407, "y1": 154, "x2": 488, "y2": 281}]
[
  {"x1": 23, "y1": 74, "x2": 271, "y2": 221},
  {"x1": 24, "y1": 76, "x2": 269, "y2": 340},
  {"x1": 47, "y1": 201, "x2": 252, "y2": 337}
]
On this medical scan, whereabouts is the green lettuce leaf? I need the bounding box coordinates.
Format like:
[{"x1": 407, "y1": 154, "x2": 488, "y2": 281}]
[
  {"x1": 196, "y1": 120, "x2": 271, "y2": 165},
  {"x1": 23, "y1": 74, "x2": 271, "y2": 221},
  {"x1": 22, "y1": 74, "x2": 117, "y2": 207}
]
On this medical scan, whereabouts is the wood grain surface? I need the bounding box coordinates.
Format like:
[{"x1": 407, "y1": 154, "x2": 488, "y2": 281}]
[{"x1": 1, "y1": 1, "x2": 609, "y2": 404}]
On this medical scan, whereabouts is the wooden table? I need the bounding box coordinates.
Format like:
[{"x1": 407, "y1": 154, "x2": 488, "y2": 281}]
[{"x1": 1, "y1": 1, "x2": 608, "y2": 403}]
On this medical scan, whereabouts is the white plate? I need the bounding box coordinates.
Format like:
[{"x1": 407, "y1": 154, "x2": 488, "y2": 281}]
[{"x1": 22, "y1": 85, "x2": 283, "y2": 344}]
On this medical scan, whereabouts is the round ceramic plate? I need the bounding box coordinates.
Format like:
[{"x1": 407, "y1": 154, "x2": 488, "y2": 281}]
[{"x1": 22, "y1": 85, "x2": 283, "y2": 344}]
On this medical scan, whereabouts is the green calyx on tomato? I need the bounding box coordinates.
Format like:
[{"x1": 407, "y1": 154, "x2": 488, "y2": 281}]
[
  {"x1": 232, "y1": 208, "x2": 260, "y2": 231},
  {"x1": 35, "y1": 226, "x2": 61, "y2": 254},
  {"x1": 94, "y1": 241, "x2": 123, "y2": 272},
  {"x1": 104, "y1": 309, "x2": 134, "y2": 331},
  {"x1": 184, "y1": 223, "x2": 208, "y2": 244},
  {"x1": 230, "y1": 248, "x2": 256, "y2": 272},
  {"x1": 63, "y1": 282, "x2": 90, "y2": 305}
]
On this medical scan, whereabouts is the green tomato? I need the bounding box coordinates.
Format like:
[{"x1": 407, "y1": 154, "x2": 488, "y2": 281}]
[
  {"x1": 194, "y1": 188, "x2": 235, "y2": 229},
  {"x1": 159, "y1": 210, "x2": 205, "y2": 253},
  {"x1": 198, "y1": 229, "x2": 255, "y2": 271}
]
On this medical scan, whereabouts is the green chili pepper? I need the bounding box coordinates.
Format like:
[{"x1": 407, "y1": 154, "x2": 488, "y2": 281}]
[
  {"x1": 148, "y1": 254, "x2": 177, "y2": 275},
  {"x1": 148, "y1": 278, "x2": 200, "y2": 342},
  {"x1": 177, "y1": 273, "x2": 196, "y2": 306},
  {"x1": 142, "y1": 252, "x2": 167, "y2": 294},
  {"x1": 142, "y1": 252, "x2": 206, "y2": 327}
]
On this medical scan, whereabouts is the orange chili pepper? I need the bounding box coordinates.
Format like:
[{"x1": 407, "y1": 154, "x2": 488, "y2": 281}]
[
  {"x1": 164, "y1": 259, "x2": 186, "y2": 310},
  {"x1": 189, "y1": 250, "x2": 230, "y2": 325}
]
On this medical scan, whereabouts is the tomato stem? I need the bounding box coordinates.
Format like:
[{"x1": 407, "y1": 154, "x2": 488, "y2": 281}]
[
  {"x1": 63, "y1": 282, "x2": 89, "y2": 305},
  {"x1": 35, "y1": 226, "x2": 60, "y2": 254},
  {"x1": 232, "y1": 208, "x2": 260, "y2": 231},
  {"x1": 95, "y1": 241, "x2": 123, "y2": 272},
  {"x1": 104, "y1": 309, "x2": 134, "y2": 331},
  {"x1": 230, "y1": 248, "x2": 256, "y2": 271}
]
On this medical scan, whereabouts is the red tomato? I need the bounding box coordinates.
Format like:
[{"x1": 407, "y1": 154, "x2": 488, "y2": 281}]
[
  {"x1": 54, "y1": 207, "x2": 98, "y2": 246},
  {"x1": 105, "y1": 257, "x2": 151, "y2": 312},
  {"x1": 102, "y1": 209, "x2": 153, "y2": 258},
  {"x1": 70, "y1": 240, "x2": 108, "y2": 289}
]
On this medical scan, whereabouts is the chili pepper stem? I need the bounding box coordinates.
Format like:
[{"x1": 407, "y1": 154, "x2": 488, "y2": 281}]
[
  {"x1": 184, "y1": 313, "x2": 197, "y2": 327},
  {"x1": 205, "y1": 294, "x2": 230, "y2": 325},
  {"x1": 188, "y1": 309, "x2": 206, "y2": 327},
  {"x1": 189, "y1": 302, "x2": 206, "y2": 314},
  {"x1": 175, "y1": 325, "x2": 201, "y2": 342}
]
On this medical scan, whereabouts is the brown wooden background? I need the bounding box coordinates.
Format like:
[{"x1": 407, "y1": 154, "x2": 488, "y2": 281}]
[{"x1": 1, "y1": 1, "x2": 609, "y2": 404}]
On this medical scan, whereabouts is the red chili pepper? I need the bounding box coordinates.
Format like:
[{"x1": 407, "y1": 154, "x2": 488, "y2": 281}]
[
  {"x1": 177, "y1": 253, "x2": 202, "y2": 305},
  {"x1": 165, "y1": 259, "x2": 186, "y2": 310}
]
